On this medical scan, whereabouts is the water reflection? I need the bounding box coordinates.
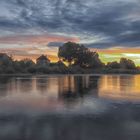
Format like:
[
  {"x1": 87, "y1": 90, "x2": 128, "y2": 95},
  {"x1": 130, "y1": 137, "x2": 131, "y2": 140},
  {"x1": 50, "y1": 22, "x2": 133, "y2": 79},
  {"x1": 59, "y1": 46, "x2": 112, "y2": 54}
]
[
  {"x1": 0, "y1": 75, "x2": 140, "y2": 109},
  {"x1": 98, "y1": 75, "x2": 140, "y2": 101},
  {"x1": 1, "y1": 75, "x2": 140, "y2": 140},
  {"x1": 58, "y1": 76, "x2": 99, "y2": 99},
  {"x1": 0, "y1": 75, "x2": 100, "y2": 109}
]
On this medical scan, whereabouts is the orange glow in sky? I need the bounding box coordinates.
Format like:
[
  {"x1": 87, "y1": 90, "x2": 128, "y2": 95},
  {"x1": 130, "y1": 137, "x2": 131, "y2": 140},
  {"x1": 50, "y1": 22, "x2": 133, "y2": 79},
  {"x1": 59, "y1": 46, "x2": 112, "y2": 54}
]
[{"x1": 0, "y1": 34, "x2": 140, "y2": 65}]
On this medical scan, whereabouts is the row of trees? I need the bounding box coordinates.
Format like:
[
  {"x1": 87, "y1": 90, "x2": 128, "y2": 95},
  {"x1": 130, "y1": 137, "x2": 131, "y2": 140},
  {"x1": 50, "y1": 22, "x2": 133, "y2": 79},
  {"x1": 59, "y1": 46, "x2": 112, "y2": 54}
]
[
  {"x1": 0, "y1": 42, "x2": 139, "y2": 74},
  {"x1": 0, "y1": 55, "x2": 67, "y2": 74},
  {"x1": 107, "y1": 58, "x2": 136, "y2": 70},
  {"x1": 58, "y1": 42, "x2": 138, "y2": 70}
]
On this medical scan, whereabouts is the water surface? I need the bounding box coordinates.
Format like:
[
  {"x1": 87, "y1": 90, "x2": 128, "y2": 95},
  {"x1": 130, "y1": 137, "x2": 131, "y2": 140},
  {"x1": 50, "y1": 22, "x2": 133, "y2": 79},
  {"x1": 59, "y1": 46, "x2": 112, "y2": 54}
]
[
  {"x1": 1, "y1": 75, "x2": 140, "y2": 140},
  {"x1": 0, "y1": 75, "x2": 140, "y2": 110}
]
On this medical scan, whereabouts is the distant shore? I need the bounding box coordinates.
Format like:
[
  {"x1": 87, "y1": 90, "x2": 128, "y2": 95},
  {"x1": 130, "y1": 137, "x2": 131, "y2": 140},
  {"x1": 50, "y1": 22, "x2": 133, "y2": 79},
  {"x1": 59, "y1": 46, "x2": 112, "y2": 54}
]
[
  {"x1": 0, "y1": 69, "x2": 140, "y2": 76},
  {"x1": 0, "y1": 42, "x2": 140, "y2": 75}
]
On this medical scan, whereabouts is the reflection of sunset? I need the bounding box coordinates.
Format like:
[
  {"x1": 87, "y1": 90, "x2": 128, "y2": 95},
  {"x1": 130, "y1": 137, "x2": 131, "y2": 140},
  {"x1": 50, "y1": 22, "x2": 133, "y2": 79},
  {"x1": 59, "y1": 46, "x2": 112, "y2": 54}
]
[
  {"x1": 0, "y1": 76, "x2": 92, "y2": 109},
  {"x1": 98, "y1": 75, "x2": 140, "y2": 101},
  {"x1": 1, "y1": 75, "x2": 140, "y2": 109}
]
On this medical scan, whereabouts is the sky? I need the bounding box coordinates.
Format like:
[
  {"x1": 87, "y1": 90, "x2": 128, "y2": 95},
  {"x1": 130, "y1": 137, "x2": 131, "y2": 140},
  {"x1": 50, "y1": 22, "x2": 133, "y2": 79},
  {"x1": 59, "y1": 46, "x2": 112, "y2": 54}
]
[{"x1": 0, "y1": 0, "x2": 140, "y2": 64}]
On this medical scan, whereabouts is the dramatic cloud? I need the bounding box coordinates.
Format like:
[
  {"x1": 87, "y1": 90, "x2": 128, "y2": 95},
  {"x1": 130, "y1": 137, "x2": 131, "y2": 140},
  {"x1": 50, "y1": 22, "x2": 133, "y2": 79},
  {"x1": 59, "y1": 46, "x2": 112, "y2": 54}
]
[
  {"x1": 0, "y1": 0, "x2": 139, "y2": 47},
  {"x1": 0, "y1": 0, "x2": 140, "y2": 64},
  {"x1": 0, "y1": 34, "x2": 79, "y2": 45}
]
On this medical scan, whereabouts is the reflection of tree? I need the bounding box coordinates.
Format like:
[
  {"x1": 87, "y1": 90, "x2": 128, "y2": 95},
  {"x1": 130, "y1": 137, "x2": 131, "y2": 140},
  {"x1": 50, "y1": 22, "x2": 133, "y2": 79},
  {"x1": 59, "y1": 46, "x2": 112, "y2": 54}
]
[
  {"x1": 58, "y1": 76, "x2": 100, "y2": 100},
  {"x1": 0, "y1": 76, "x2": 11, "y2": 84},
  {"x1": 17, "y1": 76, "x2": 33, "y2": 92},
  {"x1": 0, "y1": 76, "x2": 35, "y2": 97},
  {"x1": 0, "y1": 76, "x2": 33, "y2": 96},
  {"x1": 119, "y1": 76, "x2": 135, "y2": 92},
  {"x1": 0, "y1": 76, "x2": 12, "y2": 96},
  {"x1": 88, "y1": 76, "x2": 100, "y2": 97},
  {"x1": 36, "y1": 77, "x2": 48, "y2": 94}
]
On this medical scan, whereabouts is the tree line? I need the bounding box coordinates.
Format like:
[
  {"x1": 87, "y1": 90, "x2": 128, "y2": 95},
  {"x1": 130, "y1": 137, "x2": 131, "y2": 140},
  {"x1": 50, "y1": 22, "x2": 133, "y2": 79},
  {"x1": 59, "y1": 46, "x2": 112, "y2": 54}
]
[{"x1": 0, "y1": 42, "x2": 139, "y2": 74}]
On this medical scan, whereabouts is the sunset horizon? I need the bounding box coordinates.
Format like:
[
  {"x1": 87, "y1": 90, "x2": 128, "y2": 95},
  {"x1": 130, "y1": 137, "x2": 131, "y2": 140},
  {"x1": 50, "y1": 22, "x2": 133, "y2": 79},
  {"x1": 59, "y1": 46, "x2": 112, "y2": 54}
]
[
  {"x1": 0, "y1": 0, "x2": 140, "y2": 65},
  {"x1": 1, "y1": 41, "x2": 140, "y2": 65}
]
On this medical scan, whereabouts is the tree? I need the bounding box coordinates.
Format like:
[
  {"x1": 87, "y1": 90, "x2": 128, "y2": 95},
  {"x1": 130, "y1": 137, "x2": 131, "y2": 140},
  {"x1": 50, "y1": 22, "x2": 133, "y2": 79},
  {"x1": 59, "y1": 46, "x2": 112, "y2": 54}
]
[
  {"x1": 74, "y1": 50, "x2": 103, "y2": 68},
  {"x1": 36, "y1": 55, "x2": 50, "y2": 66},
  {"x1": 120, "y1": 58, "x2": 136, "y2": 69},
  {"x1": 58, "y1": 42, "x2": 83, "y2": 66},
  {"x1": 87, "y1": 51, "x2": 104, "y2": 68},
  {"x1": 107, "y1": 61, "x2": 120, "y2": 69},
  {"x1": 13, "y1": 59, "x2": 35, "y2": 73},
  {"x1": 18, "y1": 59, "x2": 35, "y2": 68},
  {"x1": 0, "y1": 53, "x2": 13, "y2": 66},
  {"x1": 58, "y1": 42, "x2": 103, "y2": 68}
]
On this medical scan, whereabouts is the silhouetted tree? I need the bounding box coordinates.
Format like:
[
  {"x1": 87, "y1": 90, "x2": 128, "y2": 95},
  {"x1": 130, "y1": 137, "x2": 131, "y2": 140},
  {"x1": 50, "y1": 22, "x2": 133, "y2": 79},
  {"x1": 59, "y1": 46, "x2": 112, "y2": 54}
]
[
  {"x1": 0, "y1": 53, "x2": 15, "y2": 73},
  {"x1": 58, "y1": 42, "x2": 83, "y2": 66},
  {"x1": 107, "y1": 61, "x2": 120, "y2": 69},
  {"x1": 12, "y1": 59, "x2": 35, "y2": 73},
  {"x1": 86, "y1": 51, "x2": 104, "y2": 68},
  {"x1": 36, "y1": 55, "x2": 50, "y2": 66},
  {"x1": 120, "y1": 58, "x2": 136, "y2": 69},
  {"x1": 58, "y1": 42, "x2": 103, "y2": 68},
  {"x1": 0, "y1": 53, "x2": 13, "y2": 66},
  {"x1": 18, "y1": 59, "x2": 34, "y2": 68}
]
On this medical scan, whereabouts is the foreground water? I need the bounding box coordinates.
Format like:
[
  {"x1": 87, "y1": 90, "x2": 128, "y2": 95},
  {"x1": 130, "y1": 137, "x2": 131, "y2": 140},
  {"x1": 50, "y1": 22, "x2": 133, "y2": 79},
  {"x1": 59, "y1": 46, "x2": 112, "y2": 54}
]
[{"x1": 0, "y1": 74, "x2": 140, "y2": 140}]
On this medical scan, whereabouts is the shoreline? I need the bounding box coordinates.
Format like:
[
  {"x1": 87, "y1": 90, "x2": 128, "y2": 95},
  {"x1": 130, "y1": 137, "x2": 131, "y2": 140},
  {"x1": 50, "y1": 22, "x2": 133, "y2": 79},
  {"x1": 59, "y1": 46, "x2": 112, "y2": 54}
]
[{"x1": 0, "y1": 73, "x2": 140, "y2": 76}]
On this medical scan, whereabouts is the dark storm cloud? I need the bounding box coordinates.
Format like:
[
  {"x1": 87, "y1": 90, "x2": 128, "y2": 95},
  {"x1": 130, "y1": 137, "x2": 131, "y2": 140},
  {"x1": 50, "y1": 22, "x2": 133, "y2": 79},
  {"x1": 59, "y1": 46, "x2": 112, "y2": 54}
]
[
  {"x1": 0, "y1": 0, "x2": 140, "y2": 48},
  {"x1": 86, "y1": 42, "x2": 116, "y2": 49},
  {"x1": 0, "y1": 17, "x2": 29, "y2": 29},
  {"x1": 48, "y1": 42, "x2": 64, "y2": 47}
]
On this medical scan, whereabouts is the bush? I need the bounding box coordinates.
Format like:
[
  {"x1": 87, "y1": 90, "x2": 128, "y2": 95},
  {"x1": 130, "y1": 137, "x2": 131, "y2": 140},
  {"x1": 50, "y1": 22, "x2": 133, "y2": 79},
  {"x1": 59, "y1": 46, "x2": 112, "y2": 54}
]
[
  {"x1": 27, "y1": 66, "x2": 37, "y2": 74},
  {"x1": 5, "y1": 67, "x2": 15, "y2": 74},
  {"x1": 36, "y1": 66, "x2": 50, "y2": 74}
]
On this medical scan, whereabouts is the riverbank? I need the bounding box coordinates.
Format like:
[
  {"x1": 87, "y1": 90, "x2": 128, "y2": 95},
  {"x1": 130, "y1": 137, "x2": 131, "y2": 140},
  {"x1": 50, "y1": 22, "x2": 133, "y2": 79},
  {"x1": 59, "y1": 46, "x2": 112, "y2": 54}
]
[{"x1": 0, "y1": 67, "x2": 140, "y2": 75}]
